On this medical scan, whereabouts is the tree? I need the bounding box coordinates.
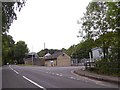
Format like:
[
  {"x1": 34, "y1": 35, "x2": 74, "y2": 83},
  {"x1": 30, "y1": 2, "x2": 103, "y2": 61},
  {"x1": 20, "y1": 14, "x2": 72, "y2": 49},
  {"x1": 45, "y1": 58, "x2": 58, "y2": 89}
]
[
  {"x1": 2, "y1": 1, "x2": 26, "y2": 65},
  {"x1": 79, "y1": 1, "x2": 119, "y2": 59},
  {"x1": 2, "y1": 1, "x2": 26, "y2": 34},
  {"x1": 67, "y1": 39, "x2": 95, "y2": 61},
  {"x1": 66, "y1": 45, "x2": 76, "y2": 57},
  {"x1": 106, "y1": 2, "x2": 120, "y2": 62},
  {"x1": 76, "y1": 39, "x2": 95, "y2": 59},
  {"x1": 76, "y1": 1, "x2": 119, "y2": 75},
  {"x1": 2, "y1": 35, "x2": 15, "y2": 64},
  {"x1": 14, "y1": 41, "x2": 29, "y2": 64}
]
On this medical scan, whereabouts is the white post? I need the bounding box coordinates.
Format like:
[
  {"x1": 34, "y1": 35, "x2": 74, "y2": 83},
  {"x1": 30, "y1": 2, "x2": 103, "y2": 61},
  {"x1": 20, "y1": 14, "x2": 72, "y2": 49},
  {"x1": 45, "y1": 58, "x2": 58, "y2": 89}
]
[{"x1": 89, "y1": 52, "x2": 91, "y2": 62}]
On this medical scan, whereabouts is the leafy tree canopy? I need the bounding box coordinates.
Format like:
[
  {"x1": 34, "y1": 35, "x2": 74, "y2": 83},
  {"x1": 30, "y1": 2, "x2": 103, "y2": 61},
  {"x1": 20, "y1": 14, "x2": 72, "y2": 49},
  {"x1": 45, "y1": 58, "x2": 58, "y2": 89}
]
[
  {"x1": 14, "y1": 40, "x2": 29, "y2": 64},
  {"x1": 2, "y1": 1, "x2": 26, "y2": 35}
]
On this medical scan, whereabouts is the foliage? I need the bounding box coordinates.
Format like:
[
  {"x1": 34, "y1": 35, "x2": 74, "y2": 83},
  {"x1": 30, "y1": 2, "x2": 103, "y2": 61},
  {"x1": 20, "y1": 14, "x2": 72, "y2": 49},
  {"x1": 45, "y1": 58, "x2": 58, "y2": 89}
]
[
  {"x1": 2, "y1": 1, "x2": 26, "y2": 65},
  {"x1": 2, "y1": 1, "x2": 26, "y2": 34},
  {"x1": 78, "y1": 1, "x2": 119, "y2": 58},
  {"x1": 67, "y1": 39, "x2": 95, "y2": 62},
  {"x1": 76, "y1": 39, "x2": 95, "y2": 59},
  {"x1": 37, "y1": 49, "x2": 62, "y2": 57},
  {"x1": 66, "y1": 45, "x2": 76, "y2": 56},
  {"x1": 14, "y1": 41, "x2": 29, "y2": 64},
  {"x1": 2, "y1": 34, "x2": 15, "y2": 64},
  {"x1": 77, "y1": 1, "x2": 120, "y2": 75},
  {"x1": 95, "y1": 59, "x2": 120, "y2": 76},
  {"x1": 80, "y1": 2, "x2": 109, "y2": 40}
]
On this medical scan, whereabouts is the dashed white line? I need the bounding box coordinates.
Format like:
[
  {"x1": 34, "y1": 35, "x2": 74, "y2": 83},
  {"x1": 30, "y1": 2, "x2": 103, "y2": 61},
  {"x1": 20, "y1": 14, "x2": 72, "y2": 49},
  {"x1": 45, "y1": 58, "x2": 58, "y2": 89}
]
[
  {"x1": 95, "y1": 82, "x2": 105, "y2": 86},
  {"x1": 70, "y1": 77, "x2": 76, "y2": 80},
  {"x1": 22, "y1": 76, "x2": 46, "y2": 90},
  {"x1": 59, "y1": 74, "x2": 63, "y2": 77},
  {"x1": 56, "y1": 74, "x2": 59, "y2": 76},
  {"x1": 76, "y1": 79, "x2": 80, "y2": 80},
  {"x1": 52, "y1": 73, "x2": 55, "y2": 75},
  {"x1": 9, "y1": 65, "x2": 13, "y2": 70},
  {"x1": 9, "y1": 65, "x2": 19, "y2": 74},
  {"x1": 13, "y1": 70, "x2": 19, "y2": 74}
]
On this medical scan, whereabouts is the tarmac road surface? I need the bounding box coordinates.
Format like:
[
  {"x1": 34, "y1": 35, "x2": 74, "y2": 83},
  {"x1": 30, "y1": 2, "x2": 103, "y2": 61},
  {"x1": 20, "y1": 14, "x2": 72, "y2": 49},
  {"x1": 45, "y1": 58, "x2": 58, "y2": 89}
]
[{"x1": 2, "y1": 65, "x2": 119, "y2": 89}]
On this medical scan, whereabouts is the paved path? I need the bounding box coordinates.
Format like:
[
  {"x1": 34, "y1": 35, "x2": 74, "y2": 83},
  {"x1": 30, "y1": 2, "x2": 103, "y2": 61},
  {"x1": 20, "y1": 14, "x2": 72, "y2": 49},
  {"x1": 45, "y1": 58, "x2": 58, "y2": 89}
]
[
  {"x1": 74, "y1": 69, "x2": 120, "y2": 85},
  {"x1": 2, "y1": 65, "x2": 119, "y2": 89}
]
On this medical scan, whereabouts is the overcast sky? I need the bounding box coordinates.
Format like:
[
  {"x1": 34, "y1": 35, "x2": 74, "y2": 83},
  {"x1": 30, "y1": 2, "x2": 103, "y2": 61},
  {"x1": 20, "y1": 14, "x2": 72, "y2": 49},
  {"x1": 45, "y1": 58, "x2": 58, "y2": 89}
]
[{"x1": 9, "y1": 0, "x2": 91, "y2": 52}]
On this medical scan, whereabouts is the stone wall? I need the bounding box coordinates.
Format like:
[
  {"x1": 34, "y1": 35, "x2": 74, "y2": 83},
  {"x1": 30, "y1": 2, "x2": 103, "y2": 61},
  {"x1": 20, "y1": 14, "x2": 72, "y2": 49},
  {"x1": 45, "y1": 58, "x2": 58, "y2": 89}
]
[
  {"x1": 24, "y1": 58, "x2": 45, "y2": 66},
  {"x1": 57, "y1": 53, "x2": 71, "y2": 66}
]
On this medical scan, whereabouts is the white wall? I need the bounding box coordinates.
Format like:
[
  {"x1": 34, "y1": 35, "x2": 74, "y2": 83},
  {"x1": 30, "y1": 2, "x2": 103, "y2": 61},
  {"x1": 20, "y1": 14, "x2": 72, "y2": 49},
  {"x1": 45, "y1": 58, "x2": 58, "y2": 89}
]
[{"x1": 92, "y1": 48, "x2": 104, "y2": 60}]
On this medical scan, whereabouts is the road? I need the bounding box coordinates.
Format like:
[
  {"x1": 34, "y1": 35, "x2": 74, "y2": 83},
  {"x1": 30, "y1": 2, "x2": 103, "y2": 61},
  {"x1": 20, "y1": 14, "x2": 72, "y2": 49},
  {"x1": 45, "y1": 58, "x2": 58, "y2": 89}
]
[{"x1": 2, "y1": 65, "x2": 119, "y2": 89}]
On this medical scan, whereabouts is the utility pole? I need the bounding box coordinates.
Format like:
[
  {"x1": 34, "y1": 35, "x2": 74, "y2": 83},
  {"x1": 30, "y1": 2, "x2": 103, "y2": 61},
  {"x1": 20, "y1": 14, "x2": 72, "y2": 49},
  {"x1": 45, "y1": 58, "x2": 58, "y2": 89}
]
[
  {"x1": 44, "y1": 42, "x2": 46, "y2": 66},
  {"x1": 75, "y1": 45, "x2": 78, "y2": 66},
  {"x1": 44, "y1": 42, "x2": 45, "y2": 50},
  {"x1": 32, "y1": 46, "x2": 33, "y2": 65}
]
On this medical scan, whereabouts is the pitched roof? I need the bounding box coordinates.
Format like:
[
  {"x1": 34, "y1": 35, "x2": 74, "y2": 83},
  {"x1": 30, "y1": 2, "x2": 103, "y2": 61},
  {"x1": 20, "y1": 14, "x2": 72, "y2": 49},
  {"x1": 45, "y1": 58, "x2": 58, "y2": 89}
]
[
  {"x1": 45, "y1": 53, "x2": 51, "y2": 57},
  {"x1": 45, "y1": 52, "x2": 63, "y2": 60}
]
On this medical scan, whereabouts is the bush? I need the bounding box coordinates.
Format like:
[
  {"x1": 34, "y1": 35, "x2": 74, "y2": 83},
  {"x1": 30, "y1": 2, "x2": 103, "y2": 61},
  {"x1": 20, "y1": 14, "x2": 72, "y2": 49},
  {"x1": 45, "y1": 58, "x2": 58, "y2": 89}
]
[{"x1": 94, "y1": 59, "x2": 120, "y2": 76}]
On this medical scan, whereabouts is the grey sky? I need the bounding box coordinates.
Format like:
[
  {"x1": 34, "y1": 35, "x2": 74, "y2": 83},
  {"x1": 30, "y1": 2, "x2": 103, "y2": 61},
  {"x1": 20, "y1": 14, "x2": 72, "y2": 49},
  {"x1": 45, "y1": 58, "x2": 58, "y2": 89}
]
[{"x1": 9, "y1": 0, "x2": 91, "y2": 52}]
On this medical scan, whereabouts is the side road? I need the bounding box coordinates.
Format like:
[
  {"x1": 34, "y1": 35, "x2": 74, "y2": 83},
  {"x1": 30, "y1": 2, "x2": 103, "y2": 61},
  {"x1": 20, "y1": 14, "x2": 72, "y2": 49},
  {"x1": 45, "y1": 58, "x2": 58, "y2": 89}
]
[{"x1": 74, "y1": 69, "x2": 120, "y2": 85}]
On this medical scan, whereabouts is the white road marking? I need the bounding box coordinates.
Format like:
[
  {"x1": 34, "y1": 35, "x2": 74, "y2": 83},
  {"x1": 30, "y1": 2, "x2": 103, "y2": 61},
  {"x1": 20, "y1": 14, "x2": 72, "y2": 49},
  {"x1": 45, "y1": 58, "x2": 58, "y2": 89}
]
[
  {"x1": 76, "y1": 79, "x2": 80, "y2": 80},
  {"x1": 22, "y1": 76, "x2": 46, "y2": 90},
  {"x1": 70, "y1": 77, "x2": 76, "y2": 80},
  {"x1": 56, "y1": 74, "x2": 59, "y2": 76},
  {"x1": 59, "y1": 74, "x2": 63, "y2": 77},
  {"x1": 96, "y1": 82, "x2": 105, "y2": 86},
  {"x1": 52, "y1": 73, "x2": 55, "y2": 75},
  {"x1": 13, "y1": 70, "x2": 19, "y2": 74},
  {"x1": 9, "y1": 65, "x2": 14, "y2": 70},
  {"x1": 9, "y1": 65, "x2": 19, "y2": 74}
]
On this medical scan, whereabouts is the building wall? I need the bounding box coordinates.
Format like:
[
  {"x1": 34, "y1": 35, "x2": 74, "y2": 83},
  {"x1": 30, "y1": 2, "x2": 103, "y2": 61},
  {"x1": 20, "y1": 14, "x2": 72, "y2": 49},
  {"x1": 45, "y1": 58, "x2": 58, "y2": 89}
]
[
  {"x1": 45, "y1": 59, "x2": 57, "y2": 66},
  {"x1": 92, "y1": 48, "x2": 104, "y2": 60},
  {"x1": 24, "y1": 58, "x2": 45, "y2": 66},
  {"x1": 33, "y1": 58, "x2": 45, "y2": 66},
  {"x1": 57, "y1": 53, "x2": 71, "y2": 66},
  {"x1": 24, "y1": 58, "x2": 32, "y2": 65}
]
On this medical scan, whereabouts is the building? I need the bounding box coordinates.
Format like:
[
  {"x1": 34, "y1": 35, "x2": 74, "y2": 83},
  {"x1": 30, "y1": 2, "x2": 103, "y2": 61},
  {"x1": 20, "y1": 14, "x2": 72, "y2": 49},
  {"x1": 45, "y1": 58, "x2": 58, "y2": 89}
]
[
  {"x1": 44, "y1": 52, "x2": 71, "y2": 66},
  {"x1": 24, "y1": 52, "x2": 45, "y2": 66},
  {"x1": 91, "y1": 47, "x2": 104, "y2": 61}
]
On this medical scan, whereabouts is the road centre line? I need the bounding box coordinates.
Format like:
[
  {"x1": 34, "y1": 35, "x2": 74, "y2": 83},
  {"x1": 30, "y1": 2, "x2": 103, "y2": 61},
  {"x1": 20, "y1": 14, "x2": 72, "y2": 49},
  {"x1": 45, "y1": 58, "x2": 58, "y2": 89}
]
[
  {"x1": 52, "y1": 73, "x2": 55, "y2": 75},
  {"x1": 59, "y1": 74, "x2": 63, "y2": 77},
  {"x1": 56, "y1": 74, "x2": 59, "y2": 76},
  {"x1": 13, "y1": 70, "x2": 19, "y2": 74},
  {"x1": 22, "y1": 76, "x2": 46, "y2": 90},
  {"x1": 9, "y1": 65, "x2": 14, "y2": 71},
  {"x1": 9, "y1": 65, "x2": 19, "y2": 74},
  {"x1": 70, "y1": 77, "x2": 76, "y2": 80}
]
